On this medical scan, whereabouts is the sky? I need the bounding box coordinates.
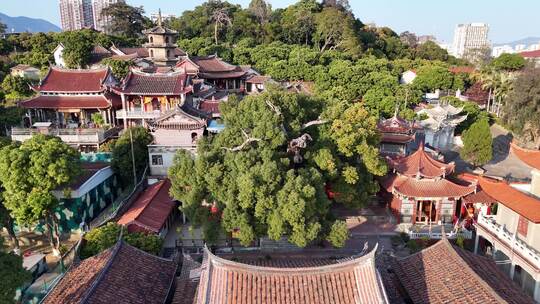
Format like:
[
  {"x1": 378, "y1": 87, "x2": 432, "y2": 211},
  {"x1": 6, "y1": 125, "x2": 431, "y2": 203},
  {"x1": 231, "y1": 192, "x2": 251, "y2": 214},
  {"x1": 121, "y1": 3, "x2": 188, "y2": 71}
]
[{"x1": 1, "y1": 0, "x2": 539, "y2": 44}]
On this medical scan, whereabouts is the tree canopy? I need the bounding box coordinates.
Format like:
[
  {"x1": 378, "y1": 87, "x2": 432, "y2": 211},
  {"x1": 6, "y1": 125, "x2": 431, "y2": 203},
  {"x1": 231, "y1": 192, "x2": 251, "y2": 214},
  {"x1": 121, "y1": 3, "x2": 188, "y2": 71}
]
[
  {"x1": 0, "y1": 237, "x2": 31, "y2": 304},
  {"x1": 0, "y1": 135, "x2": 81, "y2": 253},
  {"x1": 460, "y1": 118, "x2": 493, "y2": 167},
  {"x1": 169, "y1": 88, "x2": 386, "y2": 247},
  {"x1": 111, "y1": 127, "x2": 153, "y2": 186},
  {"x1": 100, "y1": 3, "x2": 148, "y2": 38},
  {"x1": 490, "y1": 53, "x2": 526, "y2": 71}
]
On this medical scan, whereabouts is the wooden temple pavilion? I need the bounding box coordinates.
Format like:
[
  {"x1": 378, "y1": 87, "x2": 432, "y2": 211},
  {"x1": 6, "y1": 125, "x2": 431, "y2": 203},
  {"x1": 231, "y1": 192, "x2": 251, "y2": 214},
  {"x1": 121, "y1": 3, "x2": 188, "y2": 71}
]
[
  {"x1": 377, "y1": 112, "x2": 416, "y2": 156},
  {"x1": 112, "y1": 69, "x2": 193, "y2": 129},
  {"x1": 21, "y1": 67, "x2": 120, "y2": 127},
  {"x1": 381, "y1": 143, "x2": 476, "y2": 224},
  {"x1": 176, "y1": 55, "x2": 248, "y2": 92},
  {"x1": 194, "y1": 245, "x2": 389, "y2": 303}
]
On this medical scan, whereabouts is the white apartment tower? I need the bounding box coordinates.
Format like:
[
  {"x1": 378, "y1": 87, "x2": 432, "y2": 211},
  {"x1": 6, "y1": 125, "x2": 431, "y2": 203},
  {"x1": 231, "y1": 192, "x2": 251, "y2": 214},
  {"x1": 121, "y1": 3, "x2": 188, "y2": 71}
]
[
  {"x1": 59, "y1": 0, "x2": 94, "y2": 31},
  {"x1": 451, "y1": 23, "x2": 490, "y2": 58},
  {"x1": 92, "y1": 0, "x2": 124, "y2": 33}
]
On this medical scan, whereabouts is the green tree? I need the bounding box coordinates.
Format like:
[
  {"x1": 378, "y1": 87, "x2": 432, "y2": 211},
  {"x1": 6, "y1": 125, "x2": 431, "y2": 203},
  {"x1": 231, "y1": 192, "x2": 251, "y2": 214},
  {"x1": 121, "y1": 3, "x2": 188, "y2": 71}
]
[
  {"x1": 248, "y1": 0, "x2": 273, "y2": 24},
  {"x1": 101, "y1": 3, "x2": 146, "y2": 38},
  {"x1": 313, "y1": 7, "x2": 361, "y2": 58},
  {"x1": 0, "y1": 22, "x2": 6, "y2": 34},
  {"x1": 111, "y1": 127, "x2": 153, "y2": 186},
  {"x1": 58, "y1": 30, "x2": 94, "y2": 68},
  {"x1": 0, "y1": 135, "x2": 81, "y2": 254},
  {"x1": 413, "y1": 64, "x2": 454, "y2": 92},
  {"x1": 0, "y1": 237, "x2": 31, "y2": 304},
  {"x1": 101, "y1": 58, "x2": 133, "y2": 79},
  {"x1": 280, "y1": 0, "x2": 321, "y2": 45},
  {"x1": 503, "y1": 68, "x2": 540, "y2": 147},
  {"x1": 169, "y1": 89, "x2": 385, "y2": 247},
  {"x1": 414, "y1": 41, "x2": 449, "y2": 61},
  {"x1": 490, "y1": 53, "x2": 526, "y2": 71},
  {"x1": 1, "y1": 75, "x2": 32, "y2": 102},
  {"x1": 80, "y1": 222, "x2": 163, "y2": 259},
  {"x1": 460, "y1": 118, "x2": 493, "y2": 167},
  {"x1": 326, "y1": 220, "x2": 348, "y2": 247}
]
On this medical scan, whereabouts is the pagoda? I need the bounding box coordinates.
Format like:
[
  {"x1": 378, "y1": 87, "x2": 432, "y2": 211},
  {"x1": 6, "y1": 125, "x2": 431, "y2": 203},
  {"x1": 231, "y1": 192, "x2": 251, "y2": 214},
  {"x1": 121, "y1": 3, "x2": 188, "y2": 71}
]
[
  {"x1": 142, "y1": 10, "x2": 180, "y2": 66},
  {"x1": 377, "y1": 111, "x2": 416, "y2": 156},
  {"x1": 381, "y1": 143, "x2": 475, "y2": 224},
  {"x1": 417, "y1": 103, "x2": 467, "y2": 150}
]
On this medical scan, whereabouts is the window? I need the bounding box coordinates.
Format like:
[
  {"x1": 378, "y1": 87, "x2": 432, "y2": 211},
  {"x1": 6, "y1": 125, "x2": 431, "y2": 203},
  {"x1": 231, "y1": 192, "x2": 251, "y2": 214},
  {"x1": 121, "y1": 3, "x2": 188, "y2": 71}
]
[
  {"x1": 151, "y1": 154, "x2": 163, "y2": 166},
  {"x1": 517, "y1": 215, "x2": 529, "y2": 237},
  {"x1": 149, "y1": 36, "x2": 154, "y2": 43}
]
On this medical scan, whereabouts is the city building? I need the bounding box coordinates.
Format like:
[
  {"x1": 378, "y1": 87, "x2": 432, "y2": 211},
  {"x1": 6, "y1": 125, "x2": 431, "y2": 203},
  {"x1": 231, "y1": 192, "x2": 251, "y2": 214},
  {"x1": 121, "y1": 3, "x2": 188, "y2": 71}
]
[
  {"x1": 92, "y1": 0, "x2": 124, "y2": 33},
  {"x1": 417, "y1": 103, "x2": 467, "y2": 150},
  {"x1": 492, "y1": 45, "x2": 515, "y2": 57},
  {"x1": 451, "y1": 23, "x2": 490, "y2": 58},
  {"x1": 59, "y1": 0, "x2": 94, "y2": 31},
  {"x1": 150, "y1": 12, "x2": 176, "y2": 23},
  {"x1": 381, "y1": 143, "x2": 476, "y2": 225},
  {"x1": 41, "y1": 240, "x2": 177, "y2": 304},
  {"x1": 392, "y1": 238, "x2": 534, "y2": 303},
  {"x1": 14, "y1": 67, "x2": 121, "y2": 150},
  {"x1": 118, "y1": 179, "x2": 177, "y2": 237},
  {"x1": 520, "y1": 49, "x2": 540, "y2": 67}
]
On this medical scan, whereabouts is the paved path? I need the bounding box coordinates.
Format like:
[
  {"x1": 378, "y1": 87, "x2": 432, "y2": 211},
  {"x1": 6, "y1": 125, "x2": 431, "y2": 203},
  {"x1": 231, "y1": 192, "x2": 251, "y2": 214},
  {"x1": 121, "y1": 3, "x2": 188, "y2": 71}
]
[{"x1": 443, "y1": 124, "x2": 531, "y2": 181}]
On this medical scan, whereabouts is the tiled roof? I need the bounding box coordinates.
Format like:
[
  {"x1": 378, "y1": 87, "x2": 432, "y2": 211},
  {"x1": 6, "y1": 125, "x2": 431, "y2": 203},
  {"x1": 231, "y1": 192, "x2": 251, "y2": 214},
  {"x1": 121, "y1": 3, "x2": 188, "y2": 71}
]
[
  {"x1": 21, "y1": 94, "x2": 120, "y2": 109},
  {"x1": 199, "y1": 100, "x2": 220, "y2": 115},
  {"x1": 394, "y1": 238, "x2": 534, "y2": 304},
  {"x1": 36, "y1": 67, "x2": 109, "y2": 93},
  {"x1": 118, "y1": 47, "x2": 149, "y2": 58},
  {"x1": 378, "y1": 114, "x2": 414, "y2": 134},
  {"x1": 381, "y1": 133, "x2": 414, "y2": 144},
  {"x1": 172, "y1": 255, "x2": 201, "y2": 304},
  {"x1": 42, "y1": 241, "x2": 177, "y2": 304},
  {"x1": 195, "y1": 246, "x2": 387, "y2": 304},
  {"x1": 67, "y1": 162, "x2": 110, "y2": 190},
  {"x1": 463, "y1": 189, "x2": 497, "y2": 204},
  {"x1": 519, "y1": 49, "x2": 540, "y2": 58},
  {"x1": 116, "y1": 70, "x2": 188, "y2": 95},
  {"x1": 383, "y1": 174, "x2": 475, "y2": 198},
  {"x1": 188, "y1": 55, "x2": 238, "y2": 72},
  {"x1": 118, "y1": 179, "x2": 176, "y2": 233},
  {"x1": 245, "y1": 75, "x2": 271, "y2": 84},
  {"x1": 152, "y1": 107, "x2": 206, "y2": 130},
  {"x1": 143, "y1": 25, "x2": 178, "y2": 35},
  {"x1": 511, "y1": 142, "x2": 540, "y2": 170},
  {"x1": 199, "y1": 70, "x2": 247, "y2": 79},
  {"x1": 478, "y1": 176, "x2": 540, "y2": 223},
  {"x1": 388, "y1": 144, "x2": 455, "y2": 178}
]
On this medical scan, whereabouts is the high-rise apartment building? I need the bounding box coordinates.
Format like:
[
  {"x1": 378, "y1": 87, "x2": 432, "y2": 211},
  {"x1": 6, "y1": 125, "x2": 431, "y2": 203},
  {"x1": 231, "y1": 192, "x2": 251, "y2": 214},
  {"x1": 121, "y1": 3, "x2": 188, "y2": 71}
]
[
  {"x1": 92, "y1": 0, "x2": 124, "y2": 33},
  {"x1": 451, "y1": 23, "x2": 490, "y2": 58},
  {"x1": 59, "y1": 0, "x2": 94, "y2": 31}
]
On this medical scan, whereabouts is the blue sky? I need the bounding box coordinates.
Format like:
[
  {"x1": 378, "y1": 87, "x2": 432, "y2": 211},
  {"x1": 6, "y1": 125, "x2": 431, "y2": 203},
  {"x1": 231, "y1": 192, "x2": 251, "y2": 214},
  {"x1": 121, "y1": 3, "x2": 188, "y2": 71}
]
[{"x1": 1, "y1": 0, "x2": 539, "y2": 43}]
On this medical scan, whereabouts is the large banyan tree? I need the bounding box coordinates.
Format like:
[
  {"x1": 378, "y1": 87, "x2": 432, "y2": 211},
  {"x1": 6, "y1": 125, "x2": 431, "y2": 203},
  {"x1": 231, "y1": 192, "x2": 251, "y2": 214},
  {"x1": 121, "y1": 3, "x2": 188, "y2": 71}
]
[{"x1": 169, "y1": 87, "x2": 387, "y2": 247}]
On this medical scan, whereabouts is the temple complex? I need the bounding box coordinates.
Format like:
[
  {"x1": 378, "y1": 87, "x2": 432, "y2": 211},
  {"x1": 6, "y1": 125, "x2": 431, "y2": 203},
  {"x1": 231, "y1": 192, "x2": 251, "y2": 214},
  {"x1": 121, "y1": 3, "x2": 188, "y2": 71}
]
[
  {"x1": 377, "y1": 112, "x2": 416, "y2": 156},
  {"x1": 381, "y1": 143, "x2": 476, "y2": 224},
  {"x1": 417, "y1": 103, "x2": 467, "y2": 150}
]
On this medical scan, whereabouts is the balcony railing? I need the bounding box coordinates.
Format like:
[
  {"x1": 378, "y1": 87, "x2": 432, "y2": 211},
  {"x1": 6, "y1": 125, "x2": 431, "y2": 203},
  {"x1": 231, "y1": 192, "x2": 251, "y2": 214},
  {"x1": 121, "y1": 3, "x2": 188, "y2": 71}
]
[
  {"x1": 477, "y1": 213, "x2": 540, "y2": 269},
  {"x1": 116, "y1": 109, "x2": 163, "y2": 119},
  {"x1": 11, "y1": 127, "x2": 120, "y2": 145}
]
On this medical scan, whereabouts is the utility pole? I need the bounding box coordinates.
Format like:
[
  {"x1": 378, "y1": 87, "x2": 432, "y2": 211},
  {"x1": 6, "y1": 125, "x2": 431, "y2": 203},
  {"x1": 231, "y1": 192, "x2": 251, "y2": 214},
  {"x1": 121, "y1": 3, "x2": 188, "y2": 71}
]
[{"x1": 129, "y1": 128, "x2": 137, "y2": 186}]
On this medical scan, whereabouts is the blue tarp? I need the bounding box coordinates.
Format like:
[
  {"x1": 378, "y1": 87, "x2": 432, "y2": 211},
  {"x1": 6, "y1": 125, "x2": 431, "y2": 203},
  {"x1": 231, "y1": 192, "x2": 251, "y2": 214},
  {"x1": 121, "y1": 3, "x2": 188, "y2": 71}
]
[{"x1": 207, "y1": 120, "x2": 225, "y2": 133}]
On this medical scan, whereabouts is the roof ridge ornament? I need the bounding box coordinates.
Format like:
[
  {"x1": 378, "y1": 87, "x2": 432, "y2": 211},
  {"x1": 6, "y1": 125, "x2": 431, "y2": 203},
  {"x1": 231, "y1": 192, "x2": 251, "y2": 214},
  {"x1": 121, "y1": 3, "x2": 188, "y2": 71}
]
[{"x1": 158, "y1": 9, "x2": 162, "y2": 27}]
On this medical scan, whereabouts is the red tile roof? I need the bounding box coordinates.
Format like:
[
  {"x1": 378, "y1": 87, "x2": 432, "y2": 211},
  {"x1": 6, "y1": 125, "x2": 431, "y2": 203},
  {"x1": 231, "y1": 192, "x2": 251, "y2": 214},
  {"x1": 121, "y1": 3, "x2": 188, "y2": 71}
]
[
  {"x1": 511, "y1": 142, "x2": 540, "y2": 170},
  {"x1": 118, "y1": 47, "x2": 149, "y2": 58},
  {"x1": 42, "y1": 241, "x2": 177, "y2": 304},
  {"x1": 199, "y1": 100, "x2": 220, "y2": 115},
  {"x1": 245, "y1": 75, "x2": 271, "y2": 84},
  {"x1": 520, "y1": 49, "x2": 540, "y2": 58},
  {"x1": 388, "y1": 144, "x2": 455, "y2": 178},
  {"x1": 118, "y1": 179, "x2": 176, "y2": 233},
  {"x1": 67, "y1": 162, "x2": 110, "y2": 190},
  {"x1": 36, "y1": 67, "x2": 110, "y2": 93},
  {"x1": 383, "y1": 174, "x2": 475, "y2": 198},
  {"x1": 21, "y1": 93, "x2": 121, "y2": 109},
  {"x1": 115, "y1": 70, "x2": 188, "y2": 95},
  {"x1": 196, "y1": 246, "x2": 387, "y2": 304},
  {"x1": 394, "y1": 238, "x2": 533, "y2": 304},
  {"x1": 478, "y1": 176, "x2": 540, "y2": 223},
  {"x1": 178, "y1": 55, "x2": 247, "y2": 79},
  {"x1": 463, "y1": 189, "x2": 497, "y2": 204}
]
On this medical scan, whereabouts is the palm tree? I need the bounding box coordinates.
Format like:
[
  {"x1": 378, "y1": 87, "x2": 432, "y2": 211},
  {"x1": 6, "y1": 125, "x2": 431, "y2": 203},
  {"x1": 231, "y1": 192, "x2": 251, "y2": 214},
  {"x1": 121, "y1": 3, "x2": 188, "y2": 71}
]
[{"x1": 493, "y1": 73, "x2": 514, "y2": 117}]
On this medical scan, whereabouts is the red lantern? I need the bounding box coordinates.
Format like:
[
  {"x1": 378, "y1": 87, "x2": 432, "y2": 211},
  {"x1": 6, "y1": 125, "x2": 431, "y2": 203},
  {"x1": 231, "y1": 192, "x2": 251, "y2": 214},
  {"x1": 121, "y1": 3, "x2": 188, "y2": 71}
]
[
  {"x1": 325, "y1": 183, "x2": 336, "y2": 200},
  {"x1": 211, "y1": 204, "x2": 219, "y2": 214}
]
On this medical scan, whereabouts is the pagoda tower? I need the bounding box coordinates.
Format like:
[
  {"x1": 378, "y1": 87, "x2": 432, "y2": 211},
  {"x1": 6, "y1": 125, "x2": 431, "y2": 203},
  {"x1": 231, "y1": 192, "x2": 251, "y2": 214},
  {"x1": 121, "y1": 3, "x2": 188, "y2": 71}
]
[{"x1": 142, "y1": 10, "x2": 179, "y2": 66}]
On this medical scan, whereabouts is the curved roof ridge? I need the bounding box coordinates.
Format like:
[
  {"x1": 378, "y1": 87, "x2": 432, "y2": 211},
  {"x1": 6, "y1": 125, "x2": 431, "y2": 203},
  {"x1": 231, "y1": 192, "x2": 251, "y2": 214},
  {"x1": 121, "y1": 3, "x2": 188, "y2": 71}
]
[
  {"x1": 390, "y1": 144, "x2": 453, "y2": 178},
  {"x1": 203, "y1": 243, "x2": 378, "y2": 274},
  {"x1": 511, "y1": 141, "x2": 540, "y2": 170},
  {"x1": 50, "y1": 66, "x2": 109, "y2": 73}
]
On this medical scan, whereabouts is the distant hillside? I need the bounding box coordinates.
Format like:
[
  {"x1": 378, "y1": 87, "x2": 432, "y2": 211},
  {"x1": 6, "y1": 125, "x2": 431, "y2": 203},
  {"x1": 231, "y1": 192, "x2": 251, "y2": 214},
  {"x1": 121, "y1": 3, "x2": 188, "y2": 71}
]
[
  {"x1": 0, "y1": 12, "x2": 60, "y2": 33},
  {"x1": 495, "y1": 37, "x2": 540, "y2": 47}
]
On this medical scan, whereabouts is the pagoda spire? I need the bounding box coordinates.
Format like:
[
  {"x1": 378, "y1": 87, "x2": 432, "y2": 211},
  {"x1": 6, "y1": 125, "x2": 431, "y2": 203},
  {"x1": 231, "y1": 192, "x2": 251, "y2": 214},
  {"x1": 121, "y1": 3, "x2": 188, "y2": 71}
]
[{"x1": 158, "y1": 9, "x2": 162, "y2": 27}]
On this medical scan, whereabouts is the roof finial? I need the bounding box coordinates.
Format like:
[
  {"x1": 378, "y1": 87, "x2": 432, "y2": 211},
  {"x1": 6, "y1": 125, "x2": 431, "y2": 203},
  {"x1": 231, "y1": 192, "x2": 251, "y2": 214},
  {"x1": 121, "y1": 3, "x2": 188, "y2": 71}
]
[
  {"x1": 158, "y1": 9, "x2": 162, "y2": 27},
  {"x1": 393, "y1": 103, "x2": 399, "y2": 118}
]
